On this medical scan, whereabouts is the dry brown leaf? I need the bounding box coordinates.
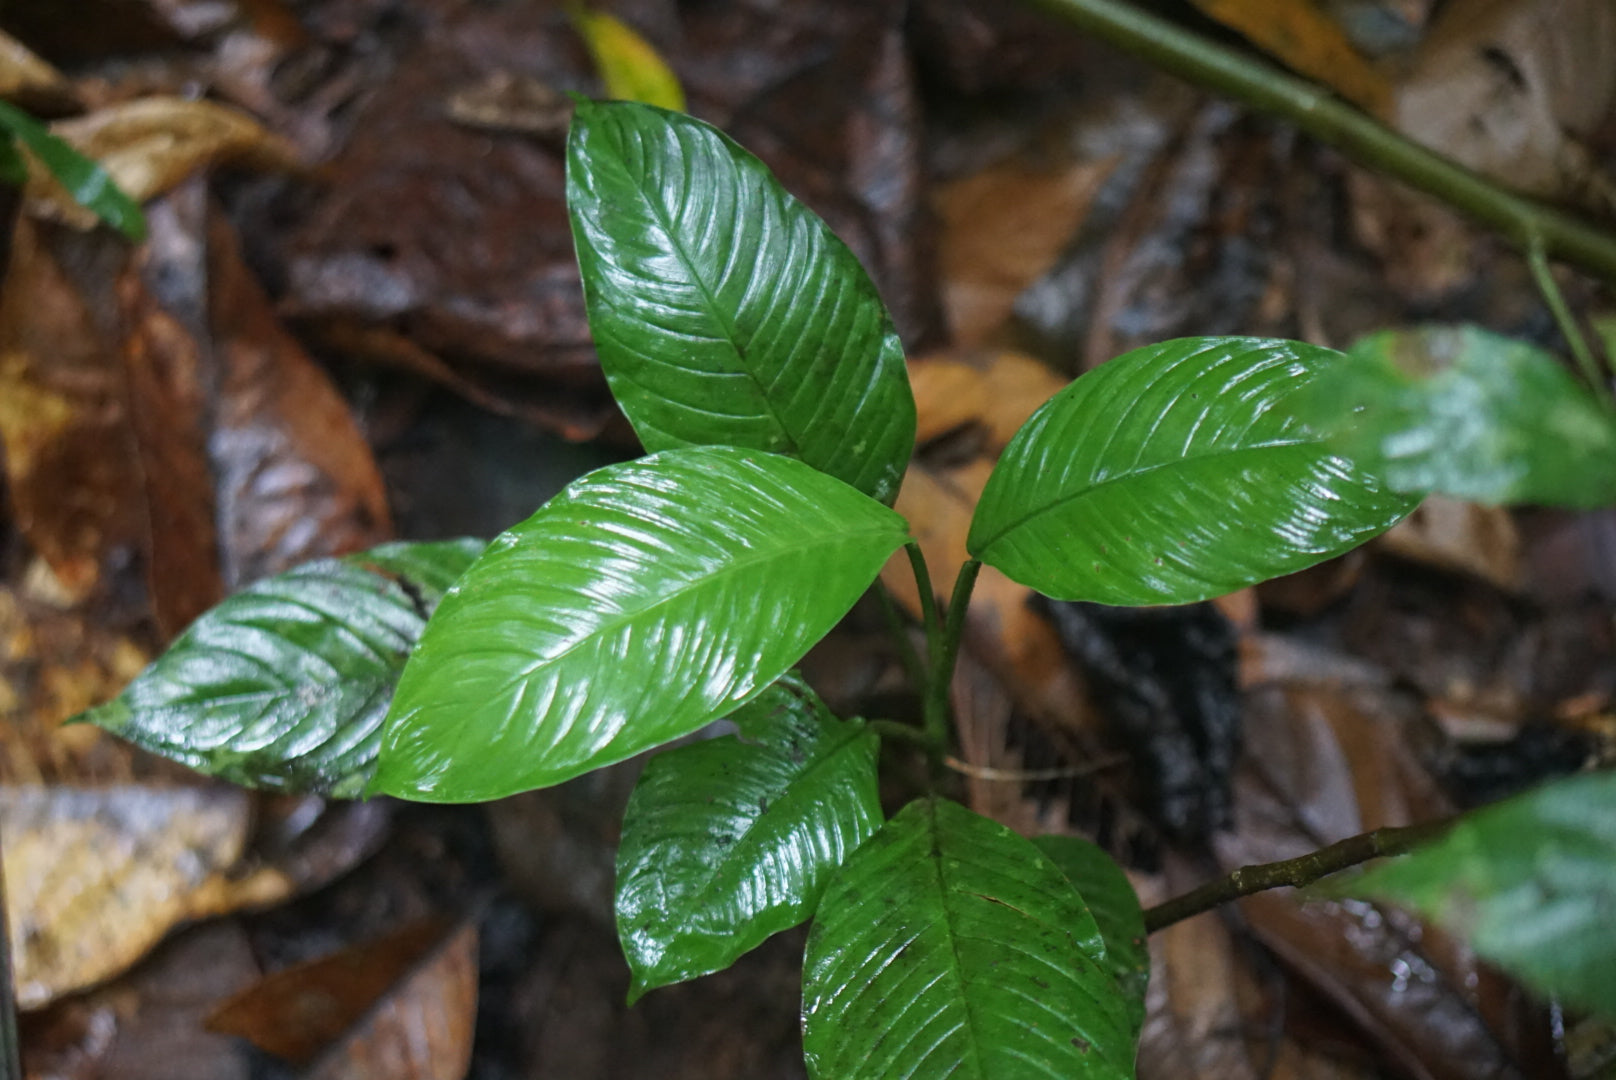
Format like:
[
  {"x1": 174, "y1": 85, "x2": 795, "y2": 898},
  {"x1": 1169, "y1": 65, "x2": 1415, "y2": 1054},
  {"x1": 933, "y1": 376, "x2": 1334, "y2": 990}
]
[
  {"x1": 1, "y1": 785, "x2": 292, "y2": 1009},
  {"x1": 26, "y1": 96, "x2": 301, "y2": 230},
  {"x1": 0, "y1": 28, "x2": 77, "y2": 113},
  {"x1": 209, "y1": 920, "x2": 478, "y2": 1080},
  {"x1": 909, "y1": 349, "x2": 1068, "y2": 449},
  {"x1": 935, "y1": 155, "x2": 1114, "y2": 345},
  {"x1": 0, "y1": 219, "x2": 150, "y2": 605},
  {"x1": 1190, "y1": 0, "x2": 1391, "y2": 113},
  {"x1": 1395, "y1": 0, "x2": 1616, "y2": 213},
  {"x1": 1378, "y1": 495, "x2": 1520, "y2": 592}
]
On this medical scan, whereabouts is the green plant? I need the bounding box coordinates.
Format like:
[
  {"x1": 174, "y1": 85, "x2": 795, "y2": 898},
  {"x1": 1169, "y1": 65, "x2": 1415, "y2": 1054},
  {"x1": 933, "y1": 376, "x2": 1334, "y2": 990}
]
[{"x1": 81, "y1": 100, "x2": 1616, "y2": 1076}]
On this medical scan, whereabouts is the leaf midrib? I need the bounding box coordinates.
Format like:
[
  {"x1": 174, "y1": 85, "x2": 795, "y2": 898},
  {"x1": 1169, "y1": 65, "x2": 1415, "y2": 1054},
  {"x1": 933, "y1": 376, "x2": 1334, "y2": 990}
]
[
  {"x1": 496, "y1": 516, "x2": 903, "y2": 696},
  {"x1": 605, "y1": 125, "x2": 804, "y2": 454},
  {"x1": 971, "y1": 438, "x2": 1308, "y2": 556}
]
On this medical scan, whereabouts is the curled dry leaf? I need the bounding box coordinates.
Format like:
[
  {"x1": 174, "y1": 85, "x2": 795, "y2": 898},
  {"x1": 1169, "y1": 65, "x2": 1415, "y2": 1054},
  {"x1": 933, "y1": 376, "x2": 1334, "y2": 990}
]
[
  {"x1": 208, "y1": 920, "x2": 478, "y2": 1080},
  {"x1": 26, "y1": 96, "x2": 301, "y2": 230},
  {"x1": 0, "y1": 785, "x2": 292, "y2": 1009}
]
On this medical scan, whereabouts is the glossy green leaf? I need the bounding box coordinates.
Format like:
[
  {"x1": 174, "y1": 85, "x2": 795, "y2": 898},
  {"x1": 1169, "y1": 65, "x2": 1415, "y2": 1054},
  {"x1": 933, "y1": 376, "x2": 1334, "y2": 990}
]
[
  {"x1": 1348, "y1": 769, "x2": 1616, "y2": 1020},
  {"x1": 615, "y1": 673, "x2": 881, "y2": 1001},
  {"x1": 86, "y1": 539, "x2": 483, "y2": 798},
  {"x1": 803, "y1": 798, "x2": 1137, "y2": 1080},
  {"x1": 1294, "y1": 325, "x2": 1616, "y2": 508},
  {"x1": 0, "y1": 99, "x2": 145, "y2": 240},
  {"x1": 1033, "y1": 835, "x2": 1149, "y2": 1033},
  {"x1": 968, "y1": 336, "x2": 1417, "y2": 605},
  {"x1": 566, "y1": 99, "x2": 916, "y2": 505},
  {"x1": 373, "y1": 447, "x2": 909, "y2": 803}
]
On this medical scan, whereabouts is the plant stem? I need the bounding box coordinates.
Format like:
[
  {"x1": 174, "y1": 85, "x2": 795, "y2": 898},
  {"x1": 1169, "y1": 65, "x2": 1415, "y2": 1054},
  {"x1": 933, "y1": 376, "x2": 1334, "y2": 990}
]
[
  {"x1": 869, "y1": 718, "x2": 943, "y2": 757},
  {"x1": 1528, "y1": 241, "x2": 1615, "y2": 407},
  {"x1": 1024, "y1": 0, "x2": 1616, "y2": 284},
  {"x1": 904, "y1": 543, "x2": 943, "y2": 675},
  {"x1": 1143, "y1": 819, "x2": 1450, "y2": 933},
  {"x1": 924, "y1": 559, "x2": 982, "y2": 749}
]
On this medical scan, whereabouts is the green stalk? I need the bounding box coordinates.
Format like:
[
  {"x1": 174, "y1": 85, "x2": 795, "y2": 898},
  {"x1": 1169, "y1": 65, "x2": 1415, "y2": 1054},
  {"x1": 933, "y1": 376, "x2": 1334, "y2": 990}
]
[
  {"x1": 1025, "y1": 0, "x2": 1616, "y2": 283},
  {"x1": 924, "y1": 559, "x2": 982, "y2": 749},
  {"x1": 1528, "y1": 241, "x2": 1614, "y2": 407}
]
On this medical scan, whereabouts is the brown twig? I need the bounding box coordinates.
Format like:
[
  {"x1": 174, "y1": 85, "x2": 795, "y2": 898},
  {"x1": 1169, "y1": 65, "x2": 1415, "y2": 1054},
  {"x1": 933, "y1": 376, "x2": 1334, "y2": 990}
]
[
  {"x1": 1142, "y1": 819, "x2": 1450, "y2": 933},
  {"x1": 942, "y1": 753, "x2": 1127, "y2": 782}
]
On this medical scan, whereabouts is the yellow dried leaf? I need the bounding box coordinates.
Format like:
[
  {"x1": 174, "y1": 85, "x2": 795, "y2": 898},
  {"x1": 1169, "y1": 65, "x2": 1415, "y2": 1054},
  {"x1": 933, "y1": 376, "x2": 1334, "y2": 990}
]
[
  {"x1": 2, "y1": 785, "x2": 293, "y2": 1008},
  {"x1": 0, "y1": 29, "x2": 75, "y2": 110},
  {"x1": 569, "y1": 7, "x2": 686, "y2": 113},
  {"x1": 1190, "y1": 0, "x2": 1391, "y2": 114},
  {"x1": 26, "y1": 97, "x2": 301, "y2": 229}
]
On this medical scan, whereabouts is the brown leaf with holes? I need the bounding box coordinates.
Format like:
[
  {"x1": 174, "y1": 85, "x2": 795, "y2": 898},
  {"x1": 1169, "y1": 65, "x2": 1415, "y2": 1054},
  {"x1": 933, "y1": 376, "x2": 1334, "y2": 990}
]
[
  {"x1": 935, "y1": 154, "x2": 1115, "y2": 345},
  {"x1": 209, "y1": 920, "x2": 477, "y2": 1080}
]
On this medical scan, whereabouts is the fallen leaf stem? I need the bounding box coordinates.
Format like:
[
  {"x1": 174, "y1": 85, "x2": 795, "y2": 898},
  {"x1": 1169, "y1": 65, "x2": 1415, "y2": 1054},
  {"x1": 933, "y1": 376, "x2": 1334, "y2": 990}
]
[
  {"x1": 1142, "y1": 819, "x2": 1451, "y2": 933},
  {"x1": 1025, "y1": 0, "x2": 1616, "y2": 284}
]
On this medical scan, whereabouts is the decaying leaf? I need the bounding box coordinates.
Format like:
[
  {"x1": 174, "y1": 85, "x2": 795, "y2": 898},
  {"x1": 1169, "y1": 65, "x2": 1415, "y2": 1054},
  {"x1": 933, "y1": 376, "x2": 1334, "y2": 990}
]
[
  {"x1": 0, "y1": 785, "x2": 291, "y2": 1009},
  {"x1": 1379, "y1": 495, "x2": 1521, "y2": 592},
  {"x1": 935, "y1": 154, "x2": 1115, "y2": 345},
  {"x1": 25, "y1": 96, "x2": 301, "y2": 230},
  {"x1": 0, "y1": 28, "x2": 77, "y2": 114},
  {"x1": 209, "y1": 920, "x2": 477, "y2": 1080},
  {"x1": 1189, "y1": 0, "x2": 1391, "y2": 113},
  {"x1": 1395, "y1": 0, "x2": 1616, "y2": 213}
]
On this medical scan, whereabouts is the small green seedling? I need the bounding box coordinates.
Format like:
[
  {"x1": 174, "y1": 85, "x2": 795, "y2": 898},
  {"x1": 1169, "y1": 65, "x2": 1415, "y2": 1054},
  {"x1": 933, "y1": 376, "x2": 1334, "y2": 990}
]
[{"x1": 84, "y1": 100, "x2": 1616, "y2": 1075}]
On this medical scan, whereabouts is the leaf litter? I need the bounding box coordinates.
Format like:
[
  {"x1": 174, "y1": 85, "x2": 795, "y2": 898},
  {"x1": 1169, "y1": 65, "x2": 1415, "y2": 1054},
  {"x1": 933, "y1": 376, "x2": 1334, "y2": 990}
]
[{"x1": 0, "y1": 0, "x2": 1613, "y2": 1076}]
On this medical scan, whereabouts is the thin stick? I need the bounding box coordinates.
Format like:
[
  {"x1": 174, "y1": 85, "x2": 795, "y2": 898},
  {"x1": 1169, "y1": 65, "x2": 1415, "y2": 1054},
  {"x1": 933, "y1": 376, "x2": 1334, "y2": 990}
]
[
  {"x1": 1025, "y1": 0, "x2": 1616, "y2": 283},
  {"x1": 1528, "y1": 240, "x2": 1615, "y2": 408},
  {"x1": 943, "y1": 753, "x2": 1127, "y2": 782},
  {"x1": 1143, "y1": 819, "x2": 1450, "y2": 933},
  {"x1": 0, "y1": 852, "x2": 19, "y2": 1080}
]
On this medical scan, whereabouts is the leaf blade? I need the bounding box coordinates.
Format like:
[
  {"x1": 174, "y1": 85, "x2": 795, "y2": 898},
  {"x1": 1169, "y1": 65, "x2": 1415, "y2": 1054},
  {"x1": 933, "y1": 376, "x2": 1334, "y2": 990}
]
[
  {"x1": 88, "y1": 539, "x2": 484, "y2": 797},
  {"x1": 615, "y1": 674, "x2": 882, "y2": 1000},
  {"x1": 373, "y1": 447, "x2": 909, "y2": 802},
  {"x1": 1347, "y1": 769, "x2": 1616, "y2": 1020},
  {"x1": 802, "y1": 798, "x2": 1136, "y2": 1080},
  {"x1": 0, "y1": 99, "x2": 145, "y2": 240},
  {"x1": 968, "y1": 336, "x2": 1417, "y2": 605},
  {"x1": 566, "y1": 100, "x2": 916, "y2": 504},
  {"x1": 1033, "y1": 835, "x2": 1149, "y2": 1034},
  {"x1": 1296, "y1": 325, "x2": 1616, "y2": 508}
]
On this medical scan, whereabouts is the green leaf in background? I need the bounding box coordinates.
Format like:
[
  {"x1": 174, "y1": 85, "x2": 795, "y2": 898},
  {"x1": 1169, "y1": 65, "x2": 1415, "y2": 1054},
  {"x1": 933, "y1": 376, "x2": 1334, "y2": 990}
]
[
  {"x1": 373, "y1": 447, "x2": 909, "y2": 803},
  {"x1": 967, "y1": 337, "x2": 1417, "y2": 605},
  {"x1": 566, "y1": 100, "x2": 916, "y2": 505},
  {"x1": 87, "y1": 539, "x2": 483, "y2": 798},
  {"x1": 568, "y1": 5, "x2": 686, "y2": 112},
  {"x1": 1347, "y1": 769, "x2": 1616, "y2": 1020},
  {"x1": 615, "y1": 673, "x2": 882, "y2": 1001},
  {"x1": 0, "y1": 136, "x2": 27, "y2": 187},
  {"x1": 802, "y1": 798, "x2": 1137, "y2": 1080},
  {"x1": 1293, "y1": 325, "x2": 1616, "y2": 508},
  {"x1": 1033, "y1": 835, "x2": 1149, "y2": 1034},
  {"x1": 0, "y1": 99, "x2": 145, "y2": 241}
]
